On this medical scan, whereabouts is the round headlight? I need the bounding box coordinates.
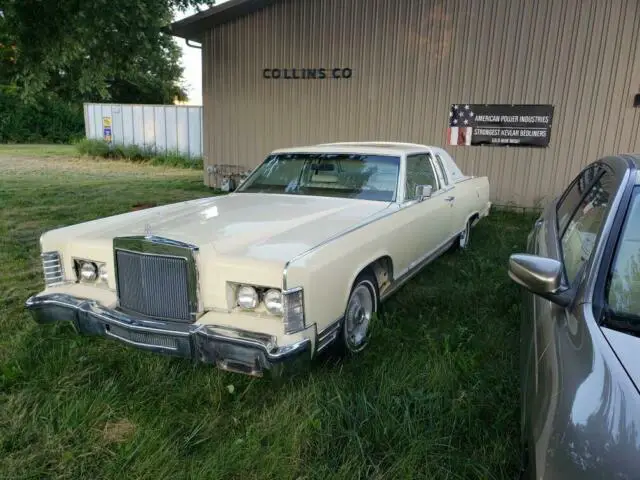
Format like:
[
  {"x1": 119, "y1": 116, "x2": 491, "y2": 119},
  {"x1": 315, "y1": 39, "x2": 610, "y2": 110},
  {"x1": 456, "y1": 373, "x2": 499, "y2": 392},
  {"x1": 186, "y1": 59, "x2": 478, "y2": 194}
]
[
  {"x1": 237, "y1": 285, "x2": 258, "y2": 309},
  {"x1": 264, "y1": 289, "x2": 283, "y2": 315},
  {"x1": 80, "y1": 262, "x2": 97, "y2": 281},
  {"x1": 98, "y1": 264, "x2": 108, "y2": 282}
]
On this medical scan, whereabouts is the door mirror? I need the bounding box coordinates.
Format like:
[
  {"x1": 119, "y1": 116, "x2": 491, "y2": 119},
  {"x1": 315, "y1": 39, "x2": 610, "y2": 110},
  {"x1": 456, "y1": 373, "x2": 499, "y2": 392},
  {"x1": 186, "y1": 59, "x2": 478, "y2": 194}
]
[
  {"x1": 508, "y1": 254, "x2": 572, "y2": 307},
  {"x1": 415, "y1": 184, "x2": 433, "y2": 201}
]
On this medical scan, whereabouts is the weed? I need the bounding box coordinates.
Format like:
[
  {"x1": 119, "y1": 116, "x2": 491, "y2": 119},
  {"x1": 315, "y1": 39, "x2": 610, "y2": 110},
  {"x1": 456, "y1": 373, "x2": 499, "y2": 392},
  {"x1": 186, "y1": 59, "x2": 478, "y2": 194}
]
[{"x1": 74, "y1": 138, "x2": 202, "y2": 169}]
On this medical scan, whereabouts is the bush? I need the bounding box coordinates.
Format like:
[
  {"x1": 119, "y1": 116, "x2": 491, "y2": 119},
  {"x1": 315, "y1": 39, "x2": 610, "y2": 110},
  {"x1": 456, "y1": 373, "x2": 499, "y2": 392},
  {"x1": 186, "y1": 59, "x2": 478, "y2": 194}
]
[
  {"x1": 75, "y1": 139, "x2": 111, "y2": 157},
  {"x1": 75, "y1": 138, "x2": 202, "y2": 169},
  {"x1": 0, "y1": 89, "x2": 84, "y2": 143}
]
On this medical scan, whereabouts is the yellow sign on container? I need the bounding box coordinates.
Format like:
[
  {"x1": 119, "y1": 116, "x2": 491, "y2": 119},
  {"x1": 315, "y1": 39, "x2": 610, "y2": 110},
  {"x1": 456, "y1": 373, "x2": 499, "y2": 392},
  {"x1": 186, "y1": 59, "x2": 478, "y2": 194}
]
[{"x1": 102, "y1": 116, "x2": 112, "y2": 143}]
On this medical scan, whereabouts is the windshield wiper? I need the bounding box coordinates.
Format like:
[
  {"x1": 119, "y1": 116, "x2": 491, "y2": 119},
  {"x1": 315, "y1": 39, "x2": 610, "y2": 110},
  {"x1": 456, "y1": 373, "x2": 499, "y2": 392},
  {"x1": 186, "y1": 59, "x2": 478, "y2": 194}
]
[{"x1": 602, "y1": 307, "x2": 640, "y2": 337}]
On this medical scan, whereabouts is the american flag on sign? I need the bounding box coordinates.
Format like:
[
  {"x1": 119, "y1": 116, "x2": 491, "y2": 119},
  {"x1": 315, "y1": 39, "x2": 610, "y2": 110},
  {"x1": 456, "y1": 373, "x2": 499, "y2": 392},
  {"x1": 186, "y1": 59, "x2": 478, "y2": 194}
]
[{"x1": 448, "y1": 104, "x2": 474, "y2": 146}]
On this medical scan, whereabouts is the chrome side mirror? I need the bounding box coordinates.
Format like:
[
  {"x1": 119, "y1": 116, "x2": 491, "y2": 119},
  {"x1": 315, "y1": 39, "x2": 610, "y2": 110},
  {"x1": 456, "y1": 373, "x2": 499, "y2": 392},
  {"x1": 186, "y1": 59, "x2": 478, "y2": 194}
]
[
  {"x1": 415, "y1": 184, "x2": 433, "y2": 201},
  {"x1": 508, "y1": 253, "x2": 572, "y2": 307}
]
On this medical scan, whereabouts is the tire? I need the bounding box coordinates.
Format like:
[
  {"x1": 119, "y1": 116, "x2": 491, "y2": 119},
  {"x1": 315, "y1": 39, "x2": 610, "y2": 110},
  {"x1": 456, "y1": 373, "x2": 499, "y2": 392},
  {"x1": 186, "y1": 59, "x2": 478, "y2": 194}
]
[{"x1": 341, "y1": 271, "x2": 378, "y2": 354}]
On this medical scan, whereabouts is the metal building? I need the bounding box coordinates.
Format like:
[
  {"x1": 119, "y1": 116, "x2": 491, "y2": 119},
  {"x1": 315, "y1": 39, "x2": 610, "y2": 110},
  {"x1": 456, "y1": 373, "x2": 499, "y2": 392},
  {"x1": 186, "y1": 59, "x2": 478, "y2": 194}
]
[{"x1": 170, "y1": 0, "x2": 640, "y2": 208}]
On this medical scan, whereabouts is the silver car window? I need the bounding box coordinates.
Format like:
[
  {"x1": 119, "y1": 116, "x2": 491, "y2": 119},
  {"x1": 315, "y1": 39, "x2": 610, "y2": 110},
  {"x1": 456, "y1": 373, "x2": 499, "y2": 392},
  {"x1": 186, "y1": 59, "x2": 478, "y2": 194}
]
[
  {"x1": 557, "y1": 164, "x2": 603, "y2": 235},
  {"x1": 607, "y1": 188, "x2": 640, "y2": 317},
  {"x1": 561, "y1": 171, "x2": 613, "y2": 284}
]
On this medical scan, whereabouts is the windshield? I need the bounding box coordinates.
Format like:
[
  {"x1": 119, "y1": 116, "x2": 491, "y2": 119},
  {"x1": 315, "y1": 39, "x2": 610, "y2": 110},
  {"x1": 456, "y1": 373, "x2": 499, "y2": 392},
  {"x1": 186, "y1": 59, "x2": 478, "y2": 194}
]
[
  {"x1": 236, "y1": 153, "x2": 400, "y2": 202},
  {"x1": 606, "y1": 187, "x2": 640, "y2": 330}
]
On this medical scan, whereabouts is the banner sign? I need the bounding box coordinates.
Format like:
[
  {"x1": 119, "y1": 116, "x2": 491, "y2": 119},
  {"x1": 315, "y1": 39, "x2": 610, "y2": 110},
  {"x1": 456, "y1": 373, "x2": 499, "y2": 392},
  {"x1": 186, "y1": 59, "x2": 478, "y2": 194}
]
[
  {"x1": 448, "y1": 104, "x2": 554, "y2": 147},
  {"x1": 102, "y1": 116, "x2": 112, "y2": 144}
]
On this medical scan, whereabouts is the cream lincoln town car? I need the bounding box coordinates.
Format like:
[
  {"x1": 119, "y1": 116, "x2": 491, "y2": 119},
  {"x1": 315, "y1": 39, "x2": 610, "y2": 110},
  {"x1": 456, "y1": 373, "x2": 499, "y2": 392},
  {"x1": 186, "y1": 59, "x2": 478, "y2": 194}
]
[{"x1": 26, "y1": 142, "x2": 491, "y2": 376}]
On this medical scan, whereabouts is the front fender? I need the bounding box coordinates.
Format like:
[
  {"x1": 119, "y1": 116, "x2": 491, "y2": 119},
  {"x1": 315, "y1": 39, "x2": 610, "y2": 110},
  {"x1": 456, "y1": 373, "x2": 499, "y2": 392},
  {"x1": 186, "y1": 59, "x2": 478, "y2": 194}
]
[{"x1": 284, "y1": 213, "x2": 402, "y2": 335}]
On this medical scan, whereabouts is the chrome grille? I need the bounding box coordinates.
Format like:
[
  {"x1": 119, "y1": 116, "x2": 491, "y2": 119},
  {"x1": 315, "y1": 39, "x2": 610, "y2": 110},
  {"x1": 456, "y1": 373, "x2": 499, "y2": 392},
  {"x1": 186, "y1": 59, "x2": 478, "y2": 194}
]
[
  {"x1": 42, "y1": 251, "x2": 64, "y2": 285},
  {"x1": 106, "y1": 324, "x2": 179, "y2": 351},
  {"x1": 115, "y1": 249, "x2": 192, "y2": 321}
]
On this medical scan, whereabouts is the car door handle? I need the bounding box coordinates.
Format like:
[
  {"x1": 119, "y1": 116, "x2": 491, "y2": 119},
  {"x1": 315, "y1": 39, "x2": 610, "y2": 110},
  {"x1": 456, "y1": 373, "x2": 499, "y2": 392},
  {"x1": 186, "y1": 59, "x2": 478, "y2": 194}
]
[{"x1": 445, "y1": 196, "x2": 455, "y2": 202}]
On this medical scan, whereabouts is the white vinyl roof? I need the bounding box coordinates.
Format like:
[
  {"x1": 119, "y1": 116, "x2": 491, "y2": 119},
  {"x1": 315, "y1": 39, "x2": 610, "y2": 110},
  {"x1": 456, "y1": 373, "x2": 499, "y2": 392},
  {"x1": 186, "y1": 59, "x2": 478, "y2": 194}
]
[{"x1": 270, "y1": 142, "x2": 434, "y2": 156}]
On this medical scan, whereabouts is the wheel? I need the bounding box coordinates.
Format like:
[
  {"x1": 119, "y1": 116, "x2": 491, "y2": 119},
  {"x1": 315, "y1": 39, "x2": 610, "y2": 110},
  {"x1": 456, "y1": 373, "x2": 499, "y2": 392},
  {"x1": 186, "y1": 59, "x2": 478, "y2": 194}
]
[
  {"x1": 459, "y1": 218, "x2": 472, "y2": 249},
  {"x1": 341, "y1": 272, "x2": 378, "y2": 353}
]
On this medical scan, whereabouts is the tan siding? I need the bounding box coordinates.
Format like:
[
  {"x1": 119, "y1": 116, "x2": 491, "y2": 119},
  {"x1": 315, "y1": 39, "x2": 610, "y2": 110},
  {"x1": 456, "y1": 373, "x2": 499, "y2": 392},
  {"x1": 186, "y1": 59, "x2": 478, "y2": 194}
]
[{"x1": 201, "y1": 0, "x2": 640, "y2": 207}]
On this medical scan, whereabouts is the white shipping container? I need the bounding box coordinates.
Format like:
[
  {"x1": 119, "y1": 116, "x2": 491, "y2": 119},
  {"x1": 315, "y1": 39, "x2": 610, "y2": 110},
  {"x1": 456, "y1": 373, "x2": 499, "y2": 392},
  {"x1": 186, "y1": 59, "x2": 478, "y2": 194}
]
[{"x1": 83, "y1": 103, "x2": 203, "y2": 159}]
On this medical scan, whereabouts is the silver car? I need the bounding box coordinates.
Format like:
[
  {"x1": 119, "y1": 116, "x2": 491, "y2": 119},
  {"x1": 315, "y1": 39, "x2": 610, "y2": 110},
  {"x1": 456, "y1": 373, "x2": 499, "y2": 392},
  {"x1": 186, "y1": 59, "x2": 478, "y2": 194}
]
[{"x1": 508, "y1": 154, "x2": 640, "y2": 479}]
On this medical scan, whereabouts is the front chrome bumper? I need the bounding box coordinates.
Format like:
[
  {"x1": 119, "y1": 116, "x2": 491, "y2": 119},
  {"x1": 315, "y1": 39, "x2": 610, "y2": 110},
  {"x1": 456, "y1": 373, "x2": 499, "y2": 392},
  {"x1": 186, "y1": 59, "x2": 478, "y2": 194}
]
[{"x1": 25, "y1": 293, "x2": 311, "y2": 377}]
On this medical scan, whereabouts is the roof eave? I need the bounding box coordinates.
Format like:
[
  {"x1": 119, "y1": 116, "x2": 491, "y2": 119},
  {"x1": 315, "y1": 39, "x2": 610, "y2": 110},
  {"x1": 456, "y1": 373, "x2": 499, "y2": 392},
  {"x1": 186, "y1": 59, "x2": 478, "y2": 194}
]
[{"x1": 167, "y1": 0, "x2": 277, "y2": 42}]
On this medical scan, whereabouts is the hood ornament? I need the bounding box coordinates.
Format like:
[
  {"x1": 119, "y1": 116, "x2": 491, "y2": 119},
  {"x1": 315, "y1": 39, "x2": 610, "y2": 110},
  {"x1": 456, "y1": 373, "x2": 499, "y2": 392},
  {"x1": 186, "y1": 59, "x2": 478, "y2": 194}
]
[{"x1": 144, "y1": 223, "x2": 153, "y2": 239}]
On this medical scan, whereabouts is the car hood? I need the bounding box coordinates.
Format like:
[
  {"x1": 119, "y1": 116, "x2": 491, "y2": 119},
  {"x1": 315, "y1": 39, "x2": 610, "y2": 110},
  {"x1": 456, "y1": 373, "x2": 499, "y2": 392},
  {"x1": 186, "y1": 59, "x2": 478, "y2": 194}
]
[
  {"x1": 602, "y1": 327, "x2": 640, "y2": 392},
  {"x1": 44, "y1": 193, "x2": 392, "y2": 262}
]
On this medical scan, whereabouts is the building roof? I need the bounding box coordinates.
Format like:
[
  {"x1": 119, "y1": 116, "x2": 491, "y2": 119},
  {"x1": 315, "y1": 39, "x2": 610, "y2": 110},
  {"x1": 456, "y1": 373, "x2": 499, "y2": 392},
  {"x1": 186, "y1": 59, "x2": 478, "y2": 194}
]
[{"x1": 168, "y1": 0, "x2": 278, "y2": 42}]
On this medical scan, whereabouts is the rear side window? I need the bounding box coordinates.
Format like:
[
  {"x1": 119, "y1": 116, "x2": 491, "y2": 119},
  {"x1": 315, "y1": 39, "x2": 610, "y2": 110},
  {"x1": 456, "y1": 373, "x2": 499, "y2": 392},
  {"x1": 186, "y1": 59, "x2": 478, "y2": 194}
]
[
  {"x1": 561, "y1": 170, "x2": 614, "y2": 284},
  {"x1": 434, "y1": 155, "x2": 449, "y2": 186},
  {"x1": 557, "y1": 165, "x2": 603, "y2": 234}
]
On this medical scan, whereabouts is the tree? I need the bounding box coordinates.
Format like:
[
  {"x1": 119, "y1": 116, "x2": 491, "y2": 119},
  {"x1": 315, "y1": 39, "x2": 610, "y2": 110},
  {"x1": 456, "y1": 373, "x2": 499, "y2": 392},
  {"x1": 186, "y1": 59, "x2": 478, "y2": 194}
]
[{"x1": 0, "y1": 0, "x2": 209, "y2": 104}]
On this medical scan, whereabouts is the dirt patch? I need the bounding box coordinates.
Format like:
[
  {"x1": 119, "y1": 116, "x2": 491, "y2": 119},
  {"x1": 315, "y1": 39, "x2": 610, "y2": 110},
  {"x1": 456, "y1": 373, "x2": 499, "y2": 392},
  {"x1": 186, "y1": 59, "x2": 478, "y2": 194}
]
[
  {"x1": 0, "y1": 154, "x2": 201, "y2": 178},
  {"x1": 131, "y1": 202, "x2": 159, "y2": 211},
  {"x1": 101, "y1": 419, "x2": 136, "y2": 443}
]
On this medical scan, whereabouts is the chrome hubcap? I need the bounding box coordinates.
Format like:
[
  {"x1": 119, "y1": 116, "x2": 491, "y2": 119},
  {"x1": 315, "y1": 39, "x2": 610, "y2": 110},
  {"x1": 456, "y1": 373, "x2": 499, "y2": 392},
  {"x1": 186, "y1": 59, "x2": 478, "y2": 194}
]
[{"x1": 345, "y1": 284, "x2": 373, "y2": 349}]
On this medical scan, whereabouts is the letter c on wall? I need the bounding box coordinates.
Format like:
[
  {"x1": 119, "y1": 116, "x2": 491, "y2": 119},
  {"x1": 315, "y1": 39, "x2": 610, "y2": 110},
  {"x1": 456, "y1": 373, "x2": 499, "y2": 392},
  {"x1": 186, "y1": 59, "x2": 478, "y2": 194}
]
[
  {"x1": 263, "y1": 68, "x2": 271, "y2": 79},
  {"x1": 332, "y1": 68, "x2": 341, "y2": 79}
]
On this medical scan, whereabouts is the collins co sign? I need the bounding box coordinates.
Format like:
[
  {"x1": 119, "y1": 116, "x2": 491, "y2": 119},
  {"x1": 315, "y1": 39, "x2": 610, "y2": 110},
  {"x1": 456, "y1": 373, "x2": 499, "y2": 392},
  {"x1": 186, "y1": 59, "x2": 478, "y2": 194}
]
[
  {"x1": 262, "y1": 67, "x2": 353, "y2": 80},
  {"x1": 447, "y1": 104, "x2": 554, "y2": 147}
]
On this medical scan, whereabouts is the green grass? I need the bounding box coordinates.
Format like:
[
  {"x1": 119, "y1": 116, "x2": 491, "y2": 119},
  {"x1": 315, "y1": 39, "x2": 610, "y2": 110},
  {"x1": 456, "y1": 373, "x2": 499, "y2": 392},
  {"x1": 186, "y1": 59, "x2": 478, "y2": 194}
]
[
  {"x1": 0, "y1": 154, "x2": 535, "y2": 479},
  {"x1": 0, "y1": 143, "x2": 77, "y2": 157}
]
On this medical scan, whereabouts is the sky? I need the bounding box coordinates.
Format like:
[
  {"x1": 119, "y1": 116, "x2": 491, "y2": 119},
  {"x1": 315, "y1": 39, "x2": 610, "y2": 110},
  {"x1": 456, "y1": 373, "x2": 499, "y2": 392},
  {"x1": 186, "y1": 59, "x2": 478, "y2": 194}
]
[
  {"x1": 173, "y1": 6, "x2": 204, "y2": 105},
  {"x1": 173, "y1": 2, "x2": 231, "y2": 105}
]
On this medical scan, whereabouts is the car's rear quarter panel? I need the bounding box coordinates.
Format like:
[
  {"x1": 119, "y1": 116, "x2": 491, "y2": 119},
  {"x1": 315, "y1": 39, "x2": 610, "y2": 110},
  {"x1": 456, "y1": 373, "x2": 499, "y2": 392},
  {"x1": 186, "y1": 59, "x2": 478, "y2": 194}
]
[
  {"x1": 431, "y1": 176, "x2": 490, "y2": 238},
  {"x1": 453, "y1": 176, "x2": 491, "y2": 231}
]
